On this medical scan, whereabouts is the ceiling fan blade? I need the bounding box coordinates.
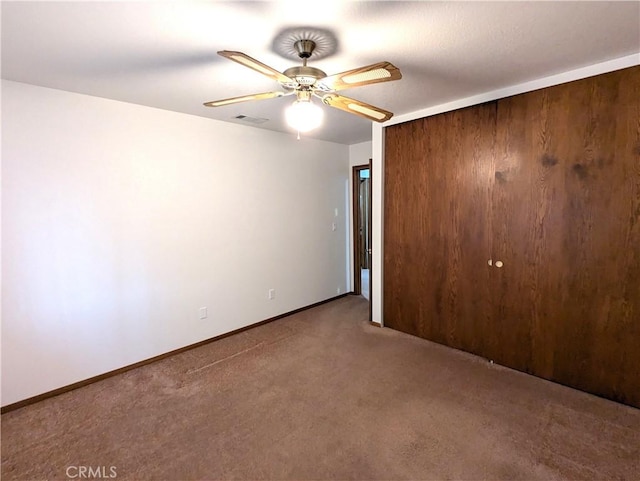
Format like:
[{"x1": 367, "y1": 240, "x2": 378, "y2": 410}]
[
  {"x1": 218, "y1": 50, "x2": 293, "y2": 84},
  {"x1": 204, "y1": 91, "x2": 286, "y2": 107},
  {"x1": 316, "y1": 61, "x2": 402, "y2": 92},
  {"x1": 319, "y1": 93, "x2": 393, "y2": 122}
]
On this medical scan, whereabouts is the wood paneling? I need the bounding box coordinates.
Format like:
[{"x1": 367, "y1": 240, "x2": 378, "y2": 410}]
[{"x1": 384, "y1": 66, "x2": 640, "y2": 407}]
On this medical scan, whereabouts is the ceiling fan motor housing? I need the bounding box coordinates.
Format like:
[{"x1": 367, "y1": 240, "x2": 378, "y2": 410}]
[
  {"x1": 280, "y1": 39, "x2": 327, "y2": 89},
  {"x1": 294, "y1": 39, "x2": 316, "y2": 59},
  {"x1": 282, "y1": 66, "x2": 327, "y2": 88}
]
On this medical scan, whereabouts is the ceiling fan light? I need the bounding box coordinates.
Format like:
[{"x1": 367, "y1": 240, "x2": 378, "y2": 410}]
[{"x1": 285, "y1": 100, "x2": 324, "y2": 132}]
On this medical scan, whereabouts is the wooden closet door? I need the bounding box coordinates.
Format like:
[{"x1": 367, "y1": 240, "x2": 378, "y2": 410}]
[
  {"x1": 490, "y1": 88, "x2": 566, "y2": 376},
  {"x1": 491, "y1": 67, "x2": 640, "y2": 405},
  {"x1": 384, "y1": 103, "x2": 496, "y2": 355}
]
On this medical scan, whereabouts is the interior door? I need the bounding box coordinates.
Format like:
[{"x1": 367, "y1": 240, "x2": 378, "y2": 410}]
[
  {"x1": 490, "y1": 89, "x2": 562, "y2": 375},
  {"x1": 366, "y1": 163, "x2": 372, "y2": 321},
  {"x1": 359, "y1": 173, "x2": 370, "y2": 270},
  {"x1": 384, "y1": 103, "x2": 496, "y2": 352},
  {"x1": 353, "y1": 164, "x2": 372, "y2": 316}
]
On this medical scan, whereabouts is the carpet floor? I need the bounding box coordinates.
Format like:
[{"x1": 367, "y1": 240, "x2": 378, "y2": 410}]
[{"x1": 2, "y1": 295, "x2": 639, "y2": 480}]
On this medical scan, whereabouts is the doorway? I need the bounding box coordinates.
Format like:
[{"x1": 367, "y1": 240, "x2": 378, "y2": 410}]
[{"x1": 352, "y1": 163, "x2": 372, "y2": 320}]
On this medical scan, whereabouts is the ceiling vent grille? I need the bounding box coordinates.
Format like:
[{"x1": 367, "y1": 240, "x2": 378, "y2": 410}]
[{"x1": 234, "y1": 115, "x2": 269, "y2": 124}]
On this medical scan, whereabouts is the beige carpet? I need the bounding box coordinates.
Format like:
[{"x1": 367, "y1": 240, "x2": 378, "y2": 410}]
[{"x1": 2, "y1": 295, "x2": 639, "y2": 480}]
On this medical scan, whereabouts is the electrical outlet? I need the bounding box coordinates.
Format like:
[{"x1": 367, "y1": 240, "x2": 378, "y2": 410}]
[
  {"x1": 199, "y1": 307, "x2": 208, "y2": 320},
  {"x1": 268, "y1": 289, "x2": 275, "y2": 300},
  {"x1": 337, "y1": 287, "x2": 341, "y2": 294}
]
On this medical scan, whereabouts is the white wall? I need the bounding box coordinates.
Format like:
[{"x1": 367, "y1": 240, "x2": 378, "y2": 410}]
[
  {"x1": 1, "y1": 80, "x2": 349, "y2": 406},
  {"x1": 347, "y1": 141, "x2": 372, "y2": 295},
  {"x1": 349, "y1": 141, "x2": 372, "y2": 169},
  {"x1": 371, "y1": 53, "x2": 640, "y2": 325}
]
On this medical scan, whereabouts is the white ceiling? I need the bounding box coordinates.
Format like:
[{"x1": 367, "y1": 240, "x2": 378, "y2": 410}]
[{"x1": 2, "y1": 1, "x2": 639, "y2": 145}]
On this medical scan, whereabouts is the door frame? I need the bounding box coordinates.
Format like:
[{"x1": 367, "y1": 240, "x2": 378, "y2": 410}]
[{"x1": 352, "y1": 162, "x2": 373, "y2": 322}]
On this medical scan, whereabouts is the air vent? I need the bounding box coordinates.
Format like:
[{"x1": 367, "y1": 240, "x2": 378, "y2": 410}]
[{"x1": 234, "y1": 115, "x2": 269, "y2": 124}]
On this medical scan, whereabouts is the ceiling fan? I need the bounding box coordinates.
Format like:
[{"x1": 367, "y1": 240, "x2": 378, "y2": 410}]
[{"x1": 204, "y1": 39, "x2": 402, "y2": 132}]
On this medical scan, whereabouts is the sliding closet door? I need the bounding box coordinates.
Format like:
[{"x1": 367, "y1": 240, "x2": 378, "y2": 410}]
[
  {"x1": 384, "y1": 66, "x2": 639, "y2": 407},
  {"x1": 491, "y1": 67, "x2": 640, "y2": 405},
  {"x1": 384, "y1": 103, "x2": 496, "y2": 355},
  {"x1": 489, "y1": 89, "x2": 564, "y2": 375},
  {"x1": 543, "y1": 68, "x2": 639, "y2": 405}
]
